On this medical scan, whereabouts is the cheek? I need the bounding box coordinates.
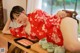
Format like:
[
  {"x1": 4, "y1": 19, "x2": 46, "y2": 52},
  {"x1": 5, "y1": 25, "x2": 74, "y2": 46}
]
[
  {"x1": 16, "y1": 17, "x2": 27, "y2": 24},
  {"x1": 23, "y1": 17, "x2": 27, "y2": 22},
  {"x1": 20, "y1": 18, "x2": 27, "y2": 24}
]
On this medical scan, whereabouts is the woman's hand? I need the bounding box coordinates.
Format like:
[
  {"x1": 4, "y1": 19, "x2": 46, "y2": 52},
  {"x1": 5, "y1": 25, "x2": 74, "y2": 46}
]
[{"x1": 56, "y1": 10, "x2": 67, "y2": 18}]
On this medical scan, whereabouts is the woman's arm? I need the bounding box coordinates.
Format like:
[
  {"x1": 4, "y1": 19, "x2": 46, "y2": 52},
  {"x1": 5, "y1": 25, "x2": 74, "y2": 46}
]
[
  {"x1": 60, "y1": 17, "x2": 80, "y2": 52},
  {"x1": 2, "y1": 18, "x2": 11, "y2": 34}
]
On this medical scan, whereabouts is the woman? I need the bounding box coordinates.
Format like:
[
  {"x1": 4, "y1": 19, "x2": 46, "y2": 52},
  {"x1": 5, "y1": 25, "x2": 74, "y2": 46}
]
[{"x1": 2, "y1": 6, "x2": 80, "y2": 53}]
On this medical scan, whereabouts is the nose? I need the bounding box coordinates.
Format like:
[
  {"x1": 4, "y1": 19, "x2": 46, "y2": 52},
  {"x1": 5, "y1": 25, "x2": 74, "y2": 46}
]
[
  {"x1": 16, "y1": 19, "x2": 22, "y2": 24},
  {"x1": 18, "y1": 21, "x2": 22, "y2": 23}
]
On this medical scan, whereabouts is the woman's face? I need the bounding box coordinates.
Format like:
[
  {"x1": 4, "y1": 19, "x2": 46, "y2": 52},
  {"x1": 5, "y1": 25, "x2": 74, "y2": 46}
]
[{"x1": 13, "y1": 13, "x2": 28, "y2": 25}]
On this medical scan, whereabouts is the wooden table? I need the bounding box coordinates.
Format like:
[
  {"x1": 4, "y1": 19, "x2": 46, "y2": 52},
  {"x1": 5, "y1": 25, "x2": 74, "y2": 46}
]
[
  {"x1": 0, "y1": 33, "x2": 71, "y2": 53},
  {"x1": 0, "y1": 33, "x2": 48, "y2": 53}
]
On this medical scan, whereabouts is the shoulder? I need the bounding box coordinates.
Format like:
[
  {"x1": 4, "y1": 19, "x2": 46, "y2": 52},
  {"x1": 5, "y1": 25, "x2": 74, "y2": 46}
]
[
  {"x1": 60, "y1": 17, "x2": 78, "y2": 30},
  {"x1": 61, "y1": 17, "x2": 77, "y2": 25},
  {"x1": 62, "y1": 17, "x2": 77, "y2": 22}
]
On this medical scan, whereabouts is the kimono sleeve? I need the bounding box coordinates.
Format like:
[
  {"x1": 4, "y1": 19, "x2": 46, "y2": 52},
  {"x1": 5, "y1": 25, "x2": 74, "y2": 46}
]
[
  {"x1": 10, "y1": 28, "x2": 17, "y2": 37},
  {"x1": 10, "y1": 26, "x2": 29, "y2": 38}
]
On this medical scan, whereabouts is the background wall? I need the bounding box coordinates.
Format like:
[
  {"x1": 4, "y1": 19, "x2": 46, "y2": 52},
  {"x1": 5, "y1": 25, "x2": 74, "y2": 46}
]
[{"x1": 27, "y1": 0, "x2": 42, "y2": 14}]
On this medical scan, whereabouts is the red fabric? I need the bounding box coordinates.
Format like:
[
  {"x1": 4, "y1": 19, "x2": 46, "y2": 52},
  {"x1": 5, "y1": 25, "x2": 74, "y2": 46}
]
[
  {"x1": 28, "y1": 10, "x2": 49, "y2": 40},
  {"x1": 45, "y1": 15, "x2": 63, "y2": 46},
  {"x1": 10, "y1": 26, "x2": 28, "y2": 38},
  {"x1": 10, "y1": 9, "x2": 63, "y2": 46}
]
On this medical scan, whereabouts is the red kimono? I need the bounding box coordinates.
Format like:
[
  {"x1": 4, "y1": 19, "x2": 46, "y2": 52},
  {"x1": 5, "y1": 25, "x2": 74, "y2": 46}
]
[{"x1": 10, "y1": 10, "x2": 63, "y2": 46}]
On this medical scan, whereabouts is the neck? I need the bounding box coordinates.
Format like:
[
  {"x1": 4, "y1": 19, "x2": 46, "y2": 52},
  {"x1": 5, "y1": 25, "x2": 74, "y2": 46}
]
[
  {"x1": 27, "y1": 20, "x2": 30, "y2": 26},
  {"x1": 25, "y1": 19, "x2": 31, "y2": 35},
  {"x1": 25, "y1": 17, "x2": 30, "y2": 26}
]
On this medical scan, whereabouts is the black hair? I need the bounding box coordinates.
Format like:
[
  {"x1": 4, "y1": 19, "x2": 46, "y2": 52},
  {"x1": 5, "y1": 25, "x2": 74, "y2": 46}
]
[{"x1": 10, "y1": 6, "x2": 24, "y2": 21}]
